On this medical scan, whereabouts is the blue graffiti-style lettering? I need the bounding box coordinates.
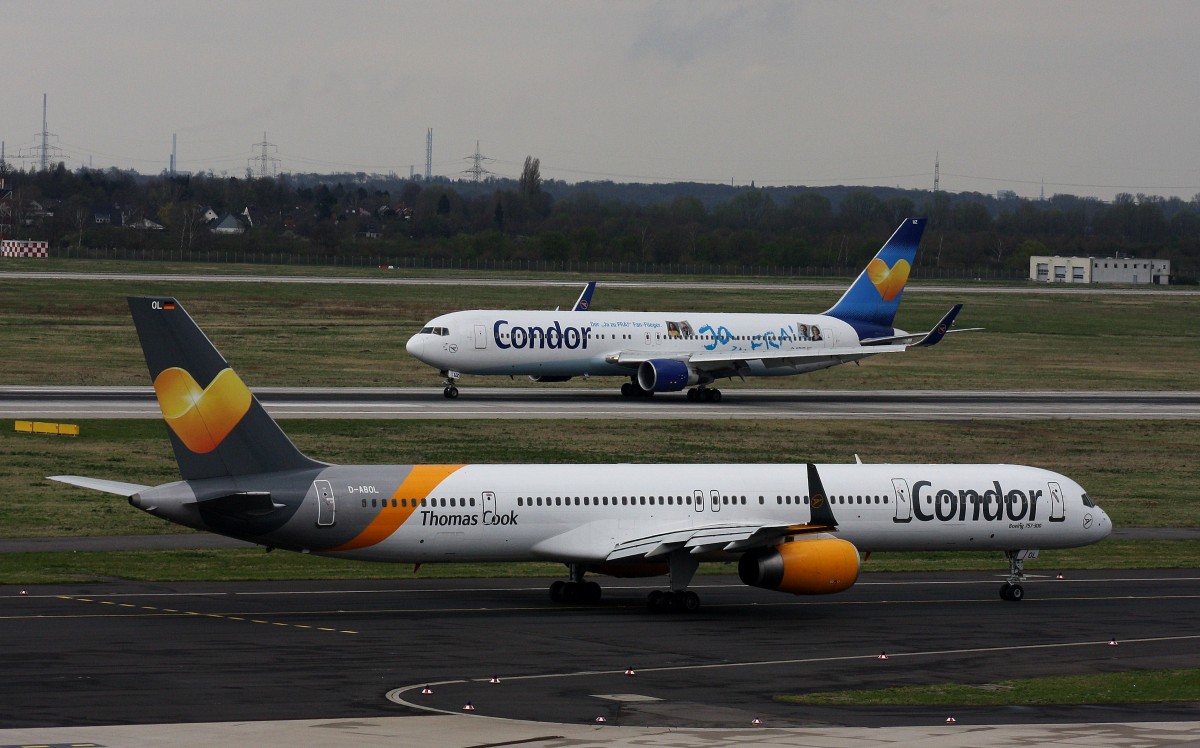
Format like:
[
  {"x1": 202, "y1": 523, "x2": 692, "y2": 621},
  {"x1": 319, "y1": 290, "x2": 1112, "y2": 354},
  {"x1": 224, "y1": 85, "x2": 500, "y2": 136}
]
[{"x1": 697, "y1": 324, "x2": 734, "y2": 351}]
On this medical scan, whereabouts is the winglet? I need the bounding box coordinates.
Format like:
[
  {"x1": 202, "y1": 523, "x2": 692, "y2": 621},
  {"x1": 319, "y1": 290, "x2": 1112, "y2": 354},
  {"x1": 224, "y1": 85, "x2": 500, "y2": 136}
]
[
  {"x1": 824, "y1": 218, "x2": 926, "y2": 339},
  {"x1": 806, "y1": 463, "x2": 838, "y2": 528},
  {"x1": 572, "y1": 281, "x2": 597, "y2": 311},
  {"x1": 911, "y1": 304, "x2": 962, "y2": 348}
]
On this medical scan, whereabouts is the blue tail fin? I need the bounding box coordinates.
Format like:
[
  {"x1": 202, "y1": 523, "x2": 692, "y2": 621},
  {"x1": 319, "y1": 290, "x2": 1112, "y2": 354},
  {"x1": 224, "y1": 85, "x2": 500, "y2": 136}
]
[{"x1": 824, "y1": 218, "x2": 926, "y2": 339}]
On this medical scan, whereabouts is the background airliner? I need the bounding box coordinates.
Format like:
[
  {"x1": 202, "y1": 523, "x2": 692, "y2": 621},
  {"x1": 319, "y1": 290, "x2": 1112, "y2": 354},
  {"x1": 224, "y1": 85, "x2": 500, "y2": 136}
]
[
  {"x1": 408, "y1": 218, "x2": 978, "y2": 400},
  {"x1": 50, "y1": 298, "x2": 1109, "y2": 611}
]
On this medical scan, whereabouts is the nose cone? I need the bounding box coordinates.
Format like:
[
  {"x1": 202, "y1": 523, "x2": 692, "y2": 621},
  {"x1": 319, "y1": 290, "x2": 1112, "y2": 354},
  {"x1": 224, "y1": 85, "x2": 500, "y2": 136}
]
[
  {"x1": 1096, "y1": 507, "x2": 1113, "y2": 539},
  {"x1": 405, "y1": 333, "x2": 424, "y2": 360}
]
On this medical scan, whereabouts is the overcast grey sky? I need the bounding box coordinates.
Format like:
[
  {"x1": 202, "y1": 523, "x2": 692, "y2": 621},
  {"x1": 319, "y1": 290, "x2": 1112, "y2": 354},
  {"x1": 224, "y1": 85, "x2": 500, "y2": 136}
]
[{"x1": 3, "y1": 0, "x2": 1197, "y2": 201}]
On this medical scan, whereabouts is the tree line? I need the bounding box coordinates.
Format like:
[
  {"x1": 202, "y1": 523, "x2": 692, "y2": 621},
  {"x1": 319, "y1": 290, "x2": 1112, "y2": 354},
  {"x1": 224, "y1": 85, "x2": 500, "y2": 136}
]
[{"x1": 2, "y1": 159, "x2": 1198, "y2": 278}]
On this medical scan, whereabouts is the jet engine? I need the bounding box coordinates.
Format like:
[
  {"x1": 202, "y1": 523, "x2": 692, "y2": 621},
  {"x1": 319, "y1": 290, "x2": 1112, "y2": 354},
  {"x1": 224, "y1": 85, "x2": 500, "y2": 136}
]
[
  {"x1": 636, "y1": 359, "x2": 700, "y2": 392},
  {"x1": 737, "y1": 537, "x2": 860, "y2": 595}
]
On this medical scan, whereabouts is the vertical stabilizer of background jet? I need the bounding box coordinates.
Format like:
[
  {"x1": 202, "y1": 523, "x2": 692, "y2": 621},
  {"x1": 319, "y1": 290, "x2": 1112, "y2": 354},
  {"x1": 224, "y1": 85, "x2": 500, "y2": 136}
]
[{"x1": 824, "y1": 217, "x2": 927, "y2": 340}]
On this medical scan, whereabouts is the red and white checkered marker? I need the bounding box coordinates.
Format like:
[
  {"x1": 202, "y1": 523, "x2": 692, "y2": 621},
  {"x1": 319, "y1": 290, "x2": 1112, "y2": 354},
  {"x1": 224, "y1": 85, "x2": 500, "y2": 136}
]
[
  {"x1": 878, "y1": 652, "x2": 889, "y2": 660},
  {"x1": 420, "y1": 686, "x2": 432, "y2": 695},
  {"x1": 945, "y1": 716, "x2": 956, "y2": 724},
  {"x1": 462, "y1": 702, "x2": 475, "y2": 711}
]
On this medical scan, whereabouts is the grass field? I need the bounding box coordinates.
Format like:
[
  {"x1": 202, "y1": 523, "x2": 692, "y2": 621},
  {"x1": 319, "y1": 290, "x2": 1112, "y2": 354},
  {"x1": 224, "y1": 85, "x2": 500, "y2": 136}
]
[{"x1": 778, "y1": 668, "x2": 1200, "y2": 706}]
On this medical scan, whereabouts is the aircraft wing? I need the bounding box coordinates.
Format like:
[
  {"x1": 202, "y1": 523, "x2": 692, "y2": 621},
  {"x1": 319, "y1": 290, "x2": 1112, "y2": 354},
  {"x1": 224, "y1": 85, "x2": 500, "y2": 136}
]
[
  {"x1": 606, "y1": 521, "x2": 834, "y2": 561},
  {"x1": 48, "y1": 475, "x2": 151, "y2": 497},
  {"x1": 605, "y1": 344, "x2": 907, "y2": 377}
]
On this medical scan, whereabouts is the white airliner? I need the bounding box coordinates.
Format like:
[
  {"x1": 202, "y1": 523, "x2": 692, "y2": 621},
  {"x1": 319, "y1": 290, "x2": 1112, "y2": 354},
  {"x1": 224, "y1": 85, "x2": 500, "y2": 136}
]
[
  {"x1": 407, "y1": 218, "x2": 978, "y2": 400},
  {"x1": 49, "y1": 297, "x2": 1110, "y2": 611}
]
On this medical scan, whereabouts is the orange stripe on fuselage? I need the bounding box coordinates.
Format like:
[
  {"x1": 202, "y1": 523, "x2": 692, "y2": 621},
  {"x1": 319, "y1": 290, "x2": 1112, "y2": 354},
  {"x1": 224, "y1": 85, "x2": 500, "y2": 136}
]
[{"x1": 328, "y1": 464, "x2": 465, "y2": 552}]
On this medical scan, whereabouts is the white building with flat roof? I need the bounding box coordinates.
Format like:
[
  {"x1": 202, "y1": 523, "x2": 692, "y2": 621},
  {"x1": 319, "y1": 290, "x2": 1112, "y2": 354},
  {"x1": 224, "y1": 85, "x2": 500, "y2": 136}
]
[{"x1": 1030, "y1": 256, "x2": 1170, "y2": 285}]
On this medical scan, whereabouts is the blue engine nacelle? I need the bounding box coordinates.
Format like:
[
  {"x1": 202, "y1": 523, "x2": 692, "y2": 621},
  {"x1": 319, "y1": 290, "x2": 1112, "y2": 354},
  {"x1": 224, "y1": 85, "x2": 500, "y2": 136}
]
[{"x1": 636, "y1": 359, "x2": 699, "y2": 392}]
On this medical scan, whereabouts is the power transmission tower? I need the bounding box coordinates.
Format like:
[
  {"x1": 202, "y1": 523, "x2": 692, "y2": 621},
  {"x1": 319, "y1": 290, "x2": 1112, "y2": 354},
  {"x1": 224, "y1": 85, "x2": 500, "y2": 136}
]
[
  {"x1": 248, "y1": 132, "x2": 280, "y2": 178},
  {"x1": 425, "y1": 128, "x2": 432, "y2": 181},
  {"x1": 461, "y1": 140, "x2": 494, "y2": 182},
  {"x1": 933, "y1": 152, "x2": 940, "y2": 193},
  {"x1": 20, "y1": 94, "x2": 64, "y2": 171}
]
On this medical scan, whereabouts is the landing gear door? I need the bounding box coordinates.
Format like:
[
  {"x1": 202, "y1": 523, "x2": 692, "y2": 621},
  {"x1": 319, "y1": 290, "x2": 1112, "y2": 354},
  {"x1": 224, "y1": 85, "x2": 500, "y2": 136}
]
[
  {"x1": 891, "y1": 478, "x2": 912, "y2": 523},
  {"x1": 1048, "y1": 481, "x2": 1066, "y2": 522},
  {"x1": 314, "y1": 479, "x2": 335, "y2": 527}
]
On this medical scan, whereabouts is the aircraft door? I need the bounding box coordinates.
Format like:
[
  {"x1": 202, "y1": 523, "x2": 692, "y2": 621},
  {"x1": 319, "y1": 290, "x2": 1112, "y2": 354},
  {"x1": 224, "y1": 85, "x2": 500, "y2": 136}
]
[
  {"x1": 474, "y1": 324, "x2": 487, "y2": 349},
  {"x1": 314, "y1": 480, "x2": 336, "y2": 526},
  {"x1": 694, "y1": 489, "x2": 705, "y2": 512},
  {"x1": 1047, "y1": 481, "x2": 1066, "y2": 522},
  {"x1": 482, "y1": 491, "x2": 496, "y2": 522},
  {"x1": 891, "y1": 478, "x2": 912, "y2": 523},
  {"x1": 710, "y1": 490, "x2": 721, "y2": 513}
]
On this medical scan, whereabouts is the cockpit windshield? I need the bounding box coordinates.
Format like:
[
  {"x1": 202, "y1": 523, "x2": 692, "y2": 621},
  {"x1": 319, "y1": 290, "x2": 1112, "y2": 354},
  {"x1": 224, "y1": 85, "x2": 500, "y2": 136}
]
[
  {"x1": 419, "y1": 326, "x2": 450, "y2": 336},
  {"x1": 1081, "y1": 492, "x2": 1095, "y2": 508}
]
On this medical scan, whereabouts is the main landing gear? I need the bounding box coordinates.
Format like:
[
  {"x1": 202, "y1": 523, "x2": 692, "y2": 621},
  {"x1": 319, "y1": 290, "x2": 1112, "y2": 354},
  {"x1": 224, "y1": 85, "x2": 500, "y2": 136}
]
[
  {"x1": 620, "y1": 379, "x2": 654, "y2": 398},
  {"x1": 686, "y1": 386, "x2": 722, "y2": 403},
  {"x1": 549, "y1": 564, "x2": 603, "y2": 603},
  {"x1": 646, "y1": 551, "x2": 702, "y2": 614},
  {"x1": 999, "y1": 549, "x2": 1028, "y2": 601}
]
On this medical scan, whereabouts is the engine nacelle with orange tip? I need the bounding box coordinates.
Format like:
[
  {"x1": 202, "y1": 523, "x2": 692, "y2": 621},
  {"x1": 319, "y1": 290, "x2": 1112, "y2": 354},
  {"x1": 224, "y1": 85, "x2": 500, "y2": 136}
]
[{"x1": 737, "y1": 537, "x2": 860, "y2": 595}]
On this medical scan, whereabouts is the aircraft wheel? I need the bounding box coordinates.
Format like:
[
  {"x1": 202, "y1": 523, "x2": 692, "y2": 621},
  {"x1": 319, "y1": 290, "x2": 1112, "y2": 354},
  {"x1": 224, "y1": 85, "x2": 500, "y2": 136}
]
[
  {"x1": 647, "y1": 590, "x2": 665, "y2": 611},
  {"x1": 709, "y1": 389, "x2": 722, "y2": 403},
  {"x1": 999, "y1": 583, "x2": 1011, "y2": 600},
  {"x1": 584, "y1": 581, "x2": 602, "y2": 602},
  {"x1": 550, "y1": 580, "x2": 566, "y2": 602},
  {"x1": 443, "y1": 385, "x2": 459, "y2": 399},
  {"x1": 621, "y1": 382, "x2": 633, "y2": 397},
  {"x1": 680, "y1": 590, "x2": 701, "y2": 612},
  {"x1": 687, "y1": 388, "x2": 699, "y2": 402},
  {"x1": 1008, "y1": 583, "x2": 1025, "y2": 601}
]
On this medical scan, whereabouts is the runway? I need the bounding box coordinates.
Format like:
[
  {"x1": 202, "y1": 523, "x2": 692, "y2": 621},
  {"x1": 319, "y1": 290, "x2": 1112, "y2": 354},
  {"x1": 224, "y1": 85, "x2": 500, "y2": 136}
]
[
  {"x1": 4, "y1": 386, "x2": 1200, "y2": 420},
  {"x1": 5, "y1": 269, "x2": 1200, "y2": 297},
  {"x1": 2, "y1": 571, "x2": 1198, "y2": 737}
]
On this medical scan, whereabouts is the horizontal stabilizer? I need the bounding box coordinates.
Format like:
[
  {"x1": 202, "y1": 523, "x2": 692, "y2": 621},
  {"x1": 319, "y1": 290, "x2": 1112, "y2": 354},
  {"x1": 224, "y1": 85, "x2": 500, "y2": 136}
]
[{"x1": 48, "y1": 475, "x2": 151, "y2": 497}]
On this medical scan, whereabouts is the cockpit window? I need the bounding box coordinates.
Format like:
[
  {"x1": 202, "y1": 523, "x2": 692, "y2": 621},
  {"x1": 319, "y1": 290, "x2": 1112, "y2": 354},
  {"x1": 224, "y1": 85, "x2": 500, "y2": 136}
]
[
  {"x1": 1081, "y1": 492, "x2": 1095, "y2": 508},
  {"x1": 419, "y1": 326, "x2": 449, "y2": 336}
]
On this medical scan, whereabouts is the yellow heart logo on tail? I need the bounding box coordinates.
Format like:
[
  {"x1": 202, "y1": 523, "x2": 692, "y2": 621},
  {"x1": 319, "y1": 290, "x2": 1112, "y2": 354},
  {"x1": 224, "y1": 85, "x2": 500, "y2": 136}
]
[
  {"x1": 866, "y1": 258, "x2": 911, "y2": 302},
  {"x1": 153, "y1": 367, "x2": 252, "y2": 453}
]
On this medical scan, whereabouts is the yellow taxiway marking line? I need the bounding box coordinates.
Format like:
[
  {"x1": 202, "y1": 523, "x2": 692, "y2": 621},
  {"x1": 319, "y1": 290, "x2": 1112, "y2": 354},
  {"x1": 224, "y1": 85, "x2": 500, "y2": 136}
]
[{"x1": 52, "y1": 596, "x2": 356, "y2": 636}]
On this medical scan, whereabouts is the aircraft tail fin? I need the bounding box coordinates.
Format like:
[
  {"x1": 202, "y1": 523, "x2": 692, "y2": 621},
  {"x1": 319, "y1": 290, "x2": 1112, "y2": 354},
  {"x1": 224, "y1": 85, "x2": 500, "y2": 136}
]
[
  {"x1": 572, "y1": 281, "x2": 597, "y2": 311},
  {"x1": 824, "y1": 218, "x2": 927, "y2": 339},
  {"x1": 127, "y1": 297, "x2": 324, "y2": 481}
]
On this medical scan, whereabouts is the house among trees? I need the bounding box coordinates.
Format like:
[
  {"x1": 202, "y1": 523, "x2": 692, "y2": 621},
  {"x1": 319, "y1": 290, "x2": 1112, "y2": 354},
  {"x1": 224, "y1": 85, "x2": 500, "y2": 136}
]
[{"x1": 211, "y1": 214, "x2": 246, "y2": 235}]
